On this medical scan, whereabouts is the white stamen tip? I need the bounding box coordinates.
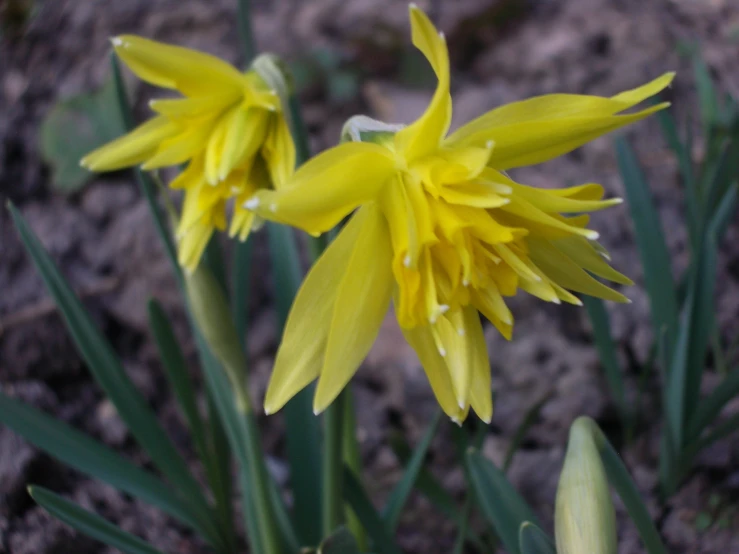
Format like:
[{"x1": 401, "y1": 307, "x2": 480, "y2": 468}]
[
  {"x1": 403, "y1": 254, "x2": 412, "y2": 268},
  {"x1": 111, "y1": 37, "x2": 124, "y2": 47},
  {"x1": 439, "y1": 31, "x2": 445, "y2": 40},
  {"x1": 264, "y1": 406, "x2": 273, "y2": 415},
  {"x1": 457, "y1": 328, "x2": 466, "y2": 336},
  {"x1": 244, "y1": 197, "x2": 260, "y2": 210},
  {"x1": 409, "y1": 2, "x2": 418, "y2": 8},
  {"x1": 429, "y1": 315, "x2": 437, "y2": 324},
  {"x1": 586, "y1": 230, "x2": 600, "y2": 240},
  {"x1": 458, "y1": 400, "x2": 466, "y2": 409},
  {"x1": 439, "y1": 304, "x2": 450, "y2": 314},
  {"x1": 438, "y1": 347, "x2": 447, "y2": 357},
  {"x1": 230, "y1": 186, "x2": 241, "y2": 194},
  {"x1": 451, "y1": 416, "x2": 462, "y2": 427},
  {"x1": 269, "y1": 203, "x2": 277, "y2": 213},
  {"x1": 462, "y1": 279, "x2": 470, "y2": 287},
  {"x1": 486, "y1": 140, "x2": 494, "y2": 149}
]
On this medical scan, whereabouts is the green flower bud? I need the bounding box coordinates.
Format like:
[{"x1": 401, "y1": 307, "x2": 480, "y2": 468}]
[
  {"x1": 185, "y1": 264, "x2": 251, "y2": 412},
  {"x1": 555, "y1": 417, "x2": 617, "y2": 554}
]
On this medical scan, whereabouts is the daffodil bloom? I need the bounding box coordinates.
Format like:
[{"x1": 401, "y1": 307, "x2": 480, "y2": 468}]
[
  {"x1": 81, "y1": 37, "x2": 295, "y2": 270},
  {"x1": 248, "y1": 5, "x2": 673, "y2": 421}
]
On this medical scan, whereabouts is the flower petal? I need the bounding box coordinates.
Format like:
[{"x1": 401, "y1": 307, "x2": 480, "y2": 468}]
[
  {"x1": 314, "y1": 206, "x2": 393, "y2": 412},
  {"x1": 448, "y1": 73, "x2": 674, "y2": 169},
  {"x1": 262, "y1": 114, "x2": 296, "y2": 189},
  {"x1": 462, "y1": 307, "x2": 493, "y2": 423},
  {"x1": 247, "y1": 142, "x2": 396, "y2": 235},
  {"x1": 400, "y1": 323, "x2": 467, "y2": 421},
  {"x1": 113, "y1": 35, "x2": 244, "y2": 97},
  {"x1": 80, "y1": 116, "x2": 177, "y2": 171},
  {"x1": 263, "y1": 209, "x2": 366, "y2": 414},
  {"x1": 393, "y1": 5, "x2": 452, "y2": 161}
]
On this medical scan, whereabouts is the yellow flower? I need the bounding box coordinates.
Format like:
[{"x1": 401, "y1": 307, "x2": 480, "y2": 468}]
[
  {"x1": 248, "y1": 5, "x2": 673, "y2": 421},
  {"x1": 81, "y1": 37, "x2": 295, "y2": 271}
]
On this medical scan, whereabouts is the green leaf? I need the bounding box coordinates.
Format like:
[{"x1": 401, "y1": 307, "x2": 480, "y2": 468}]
[
  {"x1": 382, "y1": 410, "x2": 441, "y2": 531},
  {"x1": 267, "y1": 221, "x2": 323, "y2": 545},
  {"x1": 693, "y1": 54, "x2": 719, "y2": 131},
  {"x1": 8, "y1": 204, "x2": 221, "y2": 548},
  {"x1": 465, "y1": 449, "x2": 540, "y2": 554},
  {"x1": 503, "y1": 393, "x2": 552, "y2": 472},
  {"x1": 693, "y1": 412, "x2": 739, "y2": 452},
  {"x1": 664, "y1": 231, "x2": 717, "y2": 455},
  {"x1": 319, "y1": 527, "x2": 362, "y2": 554},
  {"x1": 593, "y1": 428, "x2": 668, "y2": 554},
  {"x1": 688, "y1": 368, "x2": 739, "y2": 440},
  {"x1": 29, "y1": 486, "x2": 164, "y2": 554},
  {"x1": 343, "y1": 468, "x2": 403, "y2": 554},
  {"x1": 147, "y1": 300, "x2": 235, "y2": 550},
  {"x1": 0, "y1": 392, "x2": 200, "y2": 534},
  {"x1": 583, "y1": 295, "x2": 631, "y2": 431},
  {"x1": 518, "y1": 522, "x2": 556, "y2": 554},
  {"x1": 616, "y1": 137, "x2": 680, "y2": 366},
  {"x1": 232, "y1": 239, "x2": 254, "y2": 348},
  {"x1": 39, "y1": 76, "x2": 125, "y2": 193}
]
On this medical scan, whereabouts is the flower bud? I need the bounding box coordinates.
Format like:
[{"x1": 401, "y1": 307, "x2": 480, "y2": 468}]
[
  {"x1": 340, "y1": 115, "x2": 403, "y2": 145},
  {"x1": 185, "y1": 264, "x2": 250, "y2": 411},
  {"x1": 555, "y1": 417, "x2": 617, "y2": 554}
]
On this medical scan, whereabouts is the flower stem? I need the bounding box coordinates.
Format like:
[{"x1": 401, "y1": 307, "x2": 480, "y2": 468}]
[
  {"x1": 236, "y1": 0, "x2": 257, "y2": 64},
  {"x1": 322, "y1": 390, "x2": 346, "y2": 537}
]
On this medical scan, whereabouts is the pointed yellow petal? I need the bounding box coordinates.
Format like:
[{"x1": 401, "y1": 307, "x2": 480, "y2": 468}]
[
  {"x1": 472, "y1": 283, "x2": 513, "y2": 340},
  {"x1": 113, "y1": 35, "x2": 243, "y2": 96},
  {"x1": 528, "y1": 239, "x2": 629, "y2": 303},
  {"x1": 170, "y1": 155, "x2": 206, "y2": 190},
  {"x1": 178, "y1": 221, "x2": 214, "y2": 272},
  {"x1": 218, "y1": 108, "x2": 269, "y2": 180},
  {"x1": 81, "y1": 116, "x2": 176, "y2": 171},
  {"x1": 313, "y1": 206, "x2": 393, "y2": 412},
  {"x1": 552, "y1": 236, "x2": 633, "y2": 286},
  {"x1": 263, "y1": 210, "x2": 366, "y2": 414},
  {"x1": 393, "y1": 5, "x2": 452, "y2": 161},
  {"x1": 247, "y1": 142, "x2": 396, "y2": 235},
  {"x1": 149, "y1": 95, "x2": 238, "y2": 119},
  {"x1": 400, "y1": 323, "x2": 467, "y2": 421},
  {"x1": 262, "y1": 114, "x2": 296, "y2": 189},
  {"x1": 433, "y1": 310, "x2": 471, "y2": 409},
  {"x1": 507, "y1": 180, "x2": 622, "y2": 213},
  {"x1": 462, "y1": 307, "x2": 493, "y2": 423},
  {"x1": 141, "y1": 119, "x2": 216, "y2": 170},
  {"x1": 448, "y1": 74, "x2": 674, "y2": 169}
]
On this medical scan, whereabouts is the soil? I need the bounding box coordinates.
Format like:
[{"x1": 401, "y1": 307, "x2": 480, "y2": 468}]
[{"x1": 1, "y1": 0, "x2": 739, "y2": 553}]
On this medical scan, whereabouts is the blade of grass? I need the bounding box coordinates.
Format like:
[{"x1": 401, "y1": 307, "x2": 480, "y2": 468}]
[
  {"x1": 29, "y1": 486, "x2": 164, "y2": 554},
  {"x1": 382, "y1": 410, "x2": 440, "y2": 531},
  {"x1": 0, "y1": 393, "x2": 201, "y2": 534},
  {"x1": 342, "y1": 388, "x2": 368, "y2": 551},
  {"x1": 232, "y1": 239, "x2": 254, "y2": 348},
  {"x1": 8, "y1": 204, "x2": 222, "y2": 548},
  {"x1": 465, "y1": 449, "x2": 540, "y2": 554},
  {"x1": 616, "y1": 137, "x2": 680, "y2": 366},
  {"x1": 693, "y1": 54, "x2": 718, "y2": 133},
  {"x1": 343, "y1": 468, "x2": 403, "y2": 554},
  {"x1": 451, "y1": 495, "x2": 472, "y2": 554},
  {"x1": 688, "y1": 368, "x2": 739, "y2": 440},
  {"x1": 592, "y1": 426, "x2": 668, "y2": 554},
  {"x1": 693, "y1": 412, "x2": 739, "y2": 452},
  {"x1": 267, "y1": 221, "x2": 323, "y2": 545},
  {"x1": 518, "y1": 522, "x2": 556, "y2": 554}
]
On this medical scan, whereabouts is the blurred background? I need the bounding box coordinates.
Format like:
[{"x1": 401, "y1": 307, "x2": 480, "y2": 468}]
[{"x1": 1, "y1": 0, "x2": 738, "y2": 552}]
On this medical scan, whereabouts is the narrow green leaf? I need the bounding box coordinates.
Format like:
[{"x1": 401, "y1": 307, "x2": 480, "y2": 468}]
[
  {"x1": 8, "y1": 204, "x2": 221, "y2": 547},
  {"x1": 268, "y1": 221, "x2": 323, "y2": 545},
  {"x1": 147, "y1": 299, "x2": 235, "y2": 550},
  {"x1": 343, "y1": 468, "x2": 403, "y2": 554},
  {"x1": 343, "y1": 389, "x2": 368, "y2": 552},
  {"x1": 0, "y1": 393, "x2": 200, "y2": 534},
  {"x1": 593, "y1": 428, "x2": 668, "y2": 554},
  {"x1": 693, "y1": 54, "x2": 718, "y2": 131},
  {"x1": 382, "y1": 410, "x2": 441, "y2": 531},
  {"x1": 451, "y1": 495, "x2": 472, "y2": 554},
  {"x1": 616, "y1": 137, "x2": 680, "y2": 366},
  {"x1": 503, "y1": 393, "x2": 552, "y2": 472},
  {"x1": 518, "y1": 522, "x2": 556, "y2": 554},
  {"x1": 693, "y1": 412, "x2": 739, "y2": 452},
  {"x1": 29, "y1": 486, "x2": 164, "y2": 554},
  {"x1": 111, "y1": 54, "x2": 180, "y2": 280},
  {"x1": 688, "y1": 368, "x2": 739, "y2": 439},
  {"x1": 707, "y1": 174, "x2": 738, "y2": 244},
  {"x1": 664, "y1": 231, "x2": 717, "y2": 454},
  {"x1": 465, "y1": 449, "x2": 540, "y2": 554}
]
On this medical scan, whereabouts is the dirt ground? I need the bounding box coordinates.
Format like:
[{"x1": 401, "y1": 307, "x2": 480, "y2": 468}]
[{"x1": 1, "y1": 0, "x2": 738, "y2": 552}]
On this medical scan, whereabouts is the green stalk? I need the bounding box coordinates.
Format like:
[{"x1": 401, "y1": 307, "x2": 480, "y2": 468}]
[
  {"x1": 236, "y1": 0, "x2": 257, "y2": 64},
  {"x1": 342, "y1": 388, "x2": 368, "y2": 551},
  {"x1": 323, "y1": 391, "x2": 346, "y2": 537}
]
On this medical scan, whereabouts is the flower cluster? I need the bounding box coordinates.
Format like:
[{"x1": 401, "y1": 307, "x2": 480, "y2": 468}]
[{"x1": 82, "y1": 37, "x2": 294, "y2": 271}]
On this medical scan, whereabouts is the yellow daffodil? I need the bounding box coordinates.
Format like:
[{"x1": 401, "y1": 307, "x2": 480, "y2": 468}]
[
  {"x1": 81, "y1": 37, "x2": 295, "y2": 271},
  {"x1": 247, "y1": 5, "x2": 673, "y2": 421}
]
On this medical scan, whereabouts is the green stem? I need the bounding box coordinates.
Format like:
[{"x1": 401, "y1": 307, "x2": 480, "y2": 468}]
[
  {"x1": 323, "y1": 391, "x2": 346, "y2": 537},
  {"x1": 236, "y1": 0, "x2": 257, "y2": 64},
  {"x1": 342, "y1": 389, "x2": 367, "y2": 550}
]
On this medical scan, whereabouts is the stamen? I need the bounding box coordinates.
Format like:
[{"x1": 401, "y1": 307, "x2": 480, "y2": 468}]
[
  {"x1": 462, "y1": 278, "x2": 470, "y2": 287},
  {"x1": 438, "y1": 347, "x2": 447, "y2": 357},
  {"x1": 439, "y1": 304, "x2": 450, "y2": 314},
  {"x1": 244, "y1": 197, "x2": 260, "y2": 210},
  {"x1": 485, "y1": 140, "x2": 494, "y2": 149},
  {"x1": 457, "y1": 328, "x2": 466, "y2": 336},
  {"x1": 403, "y1": 254, "x2": 412, "y2": 268}
]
